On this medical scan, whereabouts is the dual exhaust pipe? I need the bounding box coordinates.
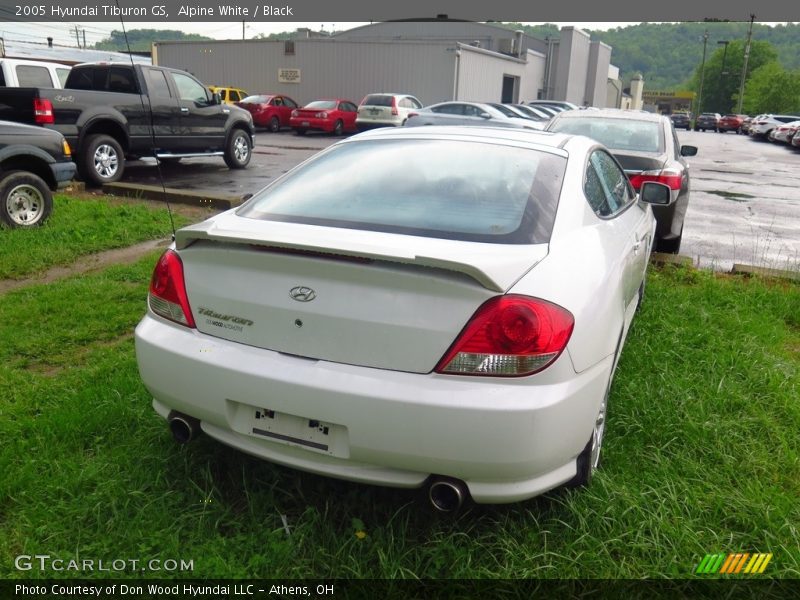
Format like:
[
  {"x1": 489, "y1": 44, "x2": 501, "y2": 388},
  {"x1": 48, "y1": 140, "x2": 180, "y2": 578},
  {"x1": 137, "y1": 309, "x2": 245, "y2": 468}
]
[{"x1": 166, "y1": 413, "x2": 470, "y2": 512}]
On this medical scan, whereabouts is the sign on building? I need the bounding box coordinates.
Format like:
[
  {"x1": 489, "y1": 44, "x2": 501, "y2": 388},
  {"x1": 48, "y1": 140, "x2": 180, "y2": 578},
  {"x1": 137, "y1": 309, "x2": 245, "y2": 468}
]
[{"x1": 278, "y1": 68, "x2": 301, "y2": 84}]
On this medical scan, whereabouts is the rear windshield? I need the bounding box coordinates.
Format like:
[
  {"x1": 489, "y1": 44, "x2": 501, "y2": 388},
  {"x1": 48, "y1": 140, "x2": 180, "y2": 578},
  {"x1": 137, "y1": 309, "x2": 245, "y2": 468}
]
[
  {"x1": 241, "y1": 95, "x2": 270, "y2": 103},
  {"x1": 549, "y1": 117, "x2": 664, "y2": 153},
  {"x1": 238, "y1": 139, "x2": 566, "y2": 244},
  {"x1": 305, "y1": 100, "x2": 337, "y2": 110},
  {"x1": 361, "y1": 95, "x2": 394, "y2": 107}
]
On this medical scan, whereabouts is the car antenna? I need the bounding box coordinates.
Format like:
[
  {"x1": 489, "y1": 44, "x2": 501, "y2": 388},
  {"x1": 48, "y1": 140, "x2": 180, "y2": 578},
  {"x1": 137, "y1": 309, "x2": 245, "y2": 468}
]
[{"x1": 116, "y1": 0, "x2": 177, "y2": 240}]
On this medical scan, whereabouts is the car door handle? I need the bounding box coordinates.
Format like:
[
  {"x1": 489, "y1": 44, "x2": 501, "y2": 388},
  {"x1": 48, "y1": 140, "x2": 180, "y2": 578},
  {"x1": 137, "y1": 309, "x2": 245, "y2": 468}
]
[{"x1": 180, "y1": 107, "x2": 189, "y2": 113}]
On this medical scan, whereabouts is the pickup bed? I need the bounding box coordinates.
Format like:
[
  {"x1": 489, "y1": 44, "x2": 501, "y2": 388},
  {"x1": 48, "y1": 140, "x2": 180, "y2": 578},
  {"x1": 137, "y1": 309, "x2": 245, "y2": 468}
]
[{"x1": 0, "y1": 63, "x2": 255, "y2": 186}]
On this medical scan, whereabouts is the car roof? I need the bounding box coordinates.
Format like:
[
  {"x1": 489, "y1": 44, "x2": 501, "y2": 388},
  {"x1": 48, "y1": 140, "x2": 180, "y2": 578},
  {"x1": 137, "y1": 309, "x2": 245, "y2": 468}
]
[
  {"x1": 343, "y1": 124, "x2": 579, "y2": 154},
  {"x1": 550, "y1": 108, "x2": 667, "y2": 123}
]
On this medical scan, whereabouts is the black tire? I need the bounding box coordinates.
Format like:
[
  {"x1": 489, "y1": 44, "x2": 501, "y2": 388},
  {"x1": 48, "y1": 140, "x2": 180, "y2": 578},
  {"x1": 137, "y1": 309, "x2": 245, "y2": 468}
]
[
  {"x1": 656, "y1": 224, "x2": 683, "y2": 254},
  {"x1": 0, "y1": 170, "x2": 53, "y2": 228},
  {"x1": 269, "y1": 116, "x2": 280, "y2": 133},
  {"x1": 80, "y1": 134, "x2": 124, "y2": 186},
  {"x1": 686, "y1": 125, "x2": 691, "y2": 131},
  {"x1": 294, "y1": 129, "x2": 306, "y2": 136},
  {"x1": 333, "y1": 120, "x2": 344, "y2": 136},
  {"x1": 223, "y1": 129, "x2": 251, "y2": 169}
]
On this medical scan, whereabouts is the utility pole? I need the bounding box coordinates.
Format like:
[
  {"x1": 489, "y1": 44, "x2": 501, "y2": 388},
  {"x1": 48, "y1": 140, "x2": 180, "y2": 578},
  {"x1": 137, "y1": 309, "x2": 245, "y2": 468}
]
[
  {"x1": 736, "y1": 14, "x2": 756, "y2": 114},
  {"x1": 73, "y1": 26, "x2": 81, "y2": 48},
  {"x1": 695, "y1": 30, "x2": 709, "y2": 117}
]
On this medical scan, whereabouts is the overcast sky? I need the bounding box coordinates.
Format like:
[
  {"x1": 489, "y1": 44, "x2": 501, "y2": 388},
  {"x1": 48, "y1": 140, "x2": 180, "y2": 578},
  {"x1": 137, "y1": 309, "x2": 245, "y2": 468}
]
[{"x1": 0, "y1": 21, "x2": 645, "y2": 48}]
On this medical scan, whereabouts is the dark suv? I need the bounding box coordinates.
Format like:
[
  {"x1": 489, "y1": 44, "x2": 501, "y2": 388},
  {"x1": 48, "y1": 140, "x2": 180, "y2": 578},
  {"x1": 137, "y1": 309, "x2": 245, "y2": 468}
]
[
  {"x1": 0, "y1": 120, "x2": 76, "y2": 228},
  {"x1": 670, "y1": 112, "x2": 692, "y2": 130},
  {"x1": 694, "y1": 113, "x2": 721, "y2": 132}
]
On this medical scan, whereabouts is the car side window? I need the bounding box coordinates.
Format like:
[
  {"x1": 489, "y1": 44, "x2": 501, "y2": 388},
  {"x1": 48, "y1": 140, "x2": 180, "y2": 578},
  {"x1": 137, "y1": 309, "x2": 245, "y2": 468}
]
[
  {"x1": 172, "y1": 72, "x2": 209, "y2": 103},
  {"x1": 343, "y1": 102, "x2": 357, "y2": 112},
  {"x1": 144, "y1": 69, "x2": 172, "y2": 98},
  {"x1": 284, "y1": 97, "x2": 298, "y2": 108},
  {"x1": 16, "y1": 65, "x2": 52, "y2": 87},
  {"x1": 586, "y1": 150, "x2": 634, "y2": 217},
  {"x1": 434, "y1": 104, "x2": 464, "y2": 115}
]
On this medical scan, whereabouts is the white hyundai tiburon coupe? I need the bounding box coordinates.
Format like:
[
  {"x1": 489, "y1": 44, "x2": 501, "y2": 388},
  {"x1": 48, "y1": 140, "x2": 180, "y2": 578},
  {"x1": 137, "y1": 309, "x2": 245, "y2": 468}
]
[{"x1": 135, "y1": 126, "x2": 669, "y2": 510}]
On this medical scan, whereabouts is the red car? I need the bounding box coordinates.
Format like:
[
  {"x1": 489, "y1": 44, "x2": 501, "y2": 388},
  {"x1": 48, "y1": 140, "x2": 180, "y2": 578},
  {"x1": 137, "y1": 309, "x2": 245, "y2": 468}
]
[
  {"x1": 235, "y1": 94, "x2": 299, "y2": 132},
  {"x1": 717, "y1": 114, "x2": 748, "y2": 134},
  {"x1": 289, "y1": 99, "x2": 359, "y2": 136}
]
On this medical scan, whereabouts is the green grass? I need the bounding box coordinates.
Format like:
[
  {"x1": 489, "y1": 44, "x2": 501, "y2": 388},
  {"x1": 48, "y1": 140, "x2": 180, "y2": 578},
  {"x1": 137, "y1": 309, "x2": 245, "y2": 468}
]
[
  {"x1": 0, "y1": 195, "x2": 187, "y2": 280},
  {"x1": 0, "y1": 261, "x2": 798, "y2": 580}
]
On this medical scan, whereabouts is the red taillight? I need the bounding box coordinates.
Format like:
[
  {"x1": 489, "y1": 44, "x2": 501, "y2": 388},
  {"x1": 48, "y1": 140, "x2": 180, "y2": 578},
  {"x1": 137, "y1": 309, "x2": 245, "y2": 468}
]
[
  {"x1": 435, "y1": 295, "x2": 574, "y2": 377},
  {"x1": 148, "y1": 250, "x2": 196, "y2": 328},
  {"x1": 33, "y1": 98, "x2": 54, "y2": 124},
  {"x1": 291, "y1": 110, "x2": 298, "y2": 117},
  {"x1": 391, "y1": 97, "x2": 399, "y2": 116},
  {"x1": 628, "y1": 169, "x2": 682, "y2": 191},
  {"x1": 315, "y1": 112, "x2": 328, "y2": 118}
]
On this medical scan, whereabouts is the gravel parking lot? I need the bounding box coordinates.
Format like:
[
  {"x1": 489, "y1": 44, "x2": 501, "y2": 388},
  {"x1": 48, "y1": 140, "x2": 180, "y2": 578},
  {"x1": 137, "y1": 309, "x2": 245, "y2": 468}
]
[{"x1": 121, "y1": 127, "x2": 800, "y2": 272}]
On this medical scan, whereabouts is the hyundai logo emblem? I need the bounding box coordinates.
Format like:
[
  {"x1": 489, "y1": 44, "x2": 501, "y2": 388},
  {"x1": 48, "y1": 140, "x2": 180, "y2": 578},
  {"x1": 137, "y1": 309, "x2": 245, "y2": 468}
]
[{"x1": 289, "y1": 286, "x2": 316, "y2": 302}]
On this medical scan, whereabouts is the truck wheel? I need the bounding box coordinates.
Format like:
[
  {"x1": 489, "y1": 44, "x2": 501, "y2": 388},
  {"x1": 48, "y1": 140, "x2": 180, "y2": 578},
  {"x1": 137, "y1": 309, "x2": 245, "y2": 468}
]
[
  {"x1": 224, "y1": 129, "x2": 251, "y2": 169},
  {"x1": 81, "y1": 134, "x2": 124, "y2": 186},
  {"x1": 0, "y1": 171, "x2": 53, "y2": 228}
]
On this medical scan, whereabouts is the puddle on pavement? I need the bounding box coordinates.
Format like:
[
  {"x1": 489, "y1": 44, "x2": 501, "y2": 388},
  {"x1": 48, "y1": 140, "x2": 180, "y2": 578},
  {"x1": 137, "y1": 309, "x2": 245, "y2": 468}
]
[{"x1": 707, "y1": 190, "x2": 756, "y2": 202}]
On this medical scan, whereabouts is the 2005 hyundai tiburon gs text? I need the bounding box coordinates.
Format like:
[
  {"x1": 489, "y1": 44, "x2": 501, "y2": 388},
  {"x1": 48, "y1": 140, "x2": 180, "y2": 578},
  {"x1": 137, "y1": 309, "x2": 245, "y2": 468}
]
[{"x1": 134, "y1": 126, "x2": 670, "y2": 511}]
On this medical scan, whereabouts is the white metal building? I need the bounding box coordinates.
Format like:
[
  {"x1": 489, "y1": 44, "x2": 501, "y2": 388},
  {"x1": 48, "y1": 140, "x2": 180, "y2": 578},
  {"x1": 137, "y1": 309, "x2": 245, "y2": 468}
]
[{"x1": 152, "y1": 21, "x2": 614, "y2": 108}]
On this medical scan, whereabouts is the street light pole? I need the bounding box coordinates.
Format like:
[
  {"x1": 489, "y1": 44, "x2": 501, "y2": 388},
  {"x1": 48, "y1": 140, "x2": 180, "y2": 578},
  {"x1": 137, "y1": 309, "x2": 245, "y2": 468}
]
[
  {"x1": 718, "y1": 40, "x2": 730, "y2": 75},
  {"x1": 695, "y1": 30, "x2": 709, "y2": 118},
  {"x1": 736, "y1": 14, "x2": 756, "y2": 114}
]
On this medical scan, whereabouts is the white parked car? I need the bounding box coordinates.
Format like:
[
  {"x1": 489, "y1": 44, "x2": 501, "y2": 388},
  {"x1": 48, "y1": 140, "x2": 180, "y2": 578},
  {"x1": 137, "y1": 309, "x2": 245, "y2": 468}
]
[
  {"x1": 355, "y1": 93, "x2": 422, "y2": 130},
  {"x1": 135, "y1": 127, "x2": 668, "y2": 509},
  {"x1": 0, "y1": 58, "x2": 71, "y2": 88},
  {"x1": 749, "y1": 114, "x2": 800, "y2": 139},
  {"x1": 769, "y1": 120, "x2": 800, "y2": 143}
]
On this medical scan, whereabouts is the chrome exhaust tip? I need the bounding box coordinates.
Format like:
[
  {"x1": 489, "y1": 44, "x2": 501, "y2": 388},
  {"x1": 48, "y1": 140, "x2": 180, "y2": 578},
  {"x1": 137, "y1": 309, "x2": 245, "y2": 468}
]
[
  {"x1": 428, "y1": 478, "x2": 468, "y2": 513},
  {"x1": 168, "y1": 411, "x2": 200, "y2": 444}
]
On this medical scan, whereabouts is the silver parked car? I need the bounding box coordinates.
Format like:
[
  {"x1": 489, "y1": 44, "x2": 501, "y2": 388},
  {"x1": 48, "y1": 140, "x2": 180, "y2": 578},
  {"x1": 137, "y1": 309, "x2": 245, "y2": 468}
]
[
  {"x1": 405, "y1": 101, "x2": 544, "y2": 130},
  {"x1": 135, "y1": 126, "x2": 669, "y2": 509},
  {"x1": 546, "y1": 108, "x2": 697, "y2": 253}
]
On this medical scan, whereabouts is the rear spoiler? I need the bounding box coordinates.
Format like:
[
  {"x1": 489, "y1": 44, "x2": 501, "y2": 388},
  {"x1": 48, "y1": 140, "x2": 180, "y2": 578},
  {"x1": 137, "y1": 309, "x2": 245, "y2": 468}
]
[{"x1": 175, "y1": 216, "x2": 548, "y2": 293}]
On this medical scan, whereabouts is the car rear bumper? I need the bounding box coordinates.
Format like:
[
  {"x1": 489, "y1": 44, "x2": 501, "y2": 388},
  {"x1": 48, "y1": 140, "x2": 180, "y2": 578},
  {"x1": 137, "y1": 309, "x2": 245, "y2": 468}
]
[
  {"x1": 290, "y1": 117, "x2": 333, "y2": 132},
  {"x1": 135, "y1": 313, "x2": 612, "y2": 503}
]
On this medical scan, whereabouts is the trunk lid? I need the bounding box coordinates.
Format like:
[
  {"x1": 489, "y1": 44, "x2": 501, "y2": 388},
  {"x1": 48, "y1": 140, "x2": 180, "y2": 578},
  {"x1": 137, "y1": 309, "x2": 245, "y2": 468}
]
[{"x1": 176, "y1": 214, "x2": 547, "y2": 373}]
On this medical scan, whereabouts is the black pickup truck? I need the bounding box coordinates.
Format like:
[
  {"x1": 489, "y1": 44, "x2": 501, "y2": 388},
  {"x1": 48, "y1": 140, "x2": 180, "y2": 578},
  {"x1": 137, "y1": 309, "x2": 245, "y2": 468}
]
[{"x1": 0, "y1": 63, "x2": 255, "y2": 186}]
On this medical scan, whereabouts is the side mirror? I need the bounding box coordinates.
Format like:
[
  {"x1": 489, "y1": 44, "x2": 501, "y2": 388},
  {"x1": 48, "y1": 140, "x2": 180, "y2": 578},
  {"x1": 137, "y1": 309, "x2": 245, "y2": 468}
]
[
  {"x1": 640, "y1": 181, "x2": 671, "y2": 205},
  {"x1": 478, "y1": 112, "x2": 492, "y2": 119},
  {"x1": 211, "y1": 91, "x2": 222, "y2": 105},
  {"x1": 680, "y1": 145, "x2": 698, "y2": 157}
]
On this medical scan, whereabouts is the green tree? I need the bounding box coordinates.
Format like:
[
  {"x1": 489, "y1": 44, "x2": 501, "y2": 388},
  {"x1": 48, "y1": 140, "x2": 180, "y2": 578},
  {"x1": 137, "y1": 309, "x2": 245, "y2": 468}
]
[
  {"x1": 93, "y1": 29, "x2": 212, "y2": 52},
  {"x1": 688, "y1": 40, "x2": 777, "y2": 114},
  {"x1": 740, "y1": 62, "x2": 800, "y2": 114}
]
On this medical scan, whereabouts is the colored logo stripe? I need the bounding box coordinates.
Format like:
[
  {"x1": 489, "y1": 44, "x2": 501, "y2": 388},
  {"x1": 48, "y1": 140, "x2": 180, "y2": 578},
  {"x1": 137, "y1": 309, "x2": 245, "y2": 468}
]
[{"x1": 696, "y1": 553, "x2": 772, "y2": 575}]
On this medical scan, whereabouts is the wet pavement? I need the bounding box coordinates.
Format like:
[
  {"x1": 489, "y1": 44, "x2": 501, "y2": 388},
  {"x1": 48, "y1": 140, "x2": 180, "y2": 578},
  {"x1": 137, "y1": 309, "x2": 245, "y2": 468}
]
[
  {"x1": 119, "y1": 127, "x2": 800, "y2": 272},
  {"x1": 678, "y1": 130, "x2": 800, "y2": 271}
]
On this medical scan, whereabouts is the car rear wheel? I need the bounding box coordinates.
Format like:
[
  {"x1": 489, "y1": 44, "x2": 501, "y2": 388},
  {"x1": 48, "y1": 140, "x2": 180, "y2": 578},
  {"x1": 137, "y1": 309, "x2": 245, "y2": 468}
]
[
  {"x1": 333, "y1": 120, "x2": 344, "y2": 136},
  {"x1": 224, "y1": 129, "x2": 251, "y2": 169},
  {"x1": 269, "y1": 116, "x2": 280, "y2": 133},
  {"x1": 567, "y1": 370, "x2": 610, "y2": 488},
  {"x1": 0, "y1": 170, "x2": 53, "y2": 228},
  {"x1": 81, "y1": 134, "x2": 124, "y2": 186}
]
